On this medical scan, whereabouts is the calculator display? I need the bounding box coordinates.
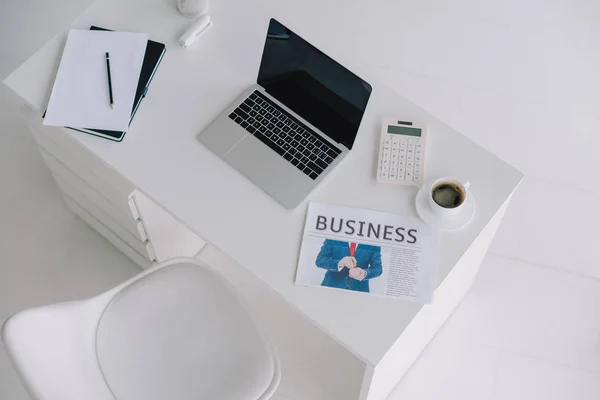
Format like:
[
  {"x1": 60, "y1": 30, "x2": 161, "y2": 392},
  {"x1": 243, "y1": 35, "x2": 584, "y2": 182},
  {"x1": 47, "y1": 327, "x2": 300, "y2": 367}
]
[{"x1": 387, "y1": 125, "x2": 421, "y2": 137}]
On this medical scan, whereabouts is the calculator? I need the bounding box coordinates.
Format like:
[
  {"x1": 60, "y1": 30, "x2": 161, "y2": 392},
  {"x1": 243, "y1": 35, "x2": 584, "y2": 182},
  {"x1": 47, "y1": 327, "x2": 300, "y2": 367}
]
[{"x1": 377, "y1": 119, "x2": 427, "y2": 186}]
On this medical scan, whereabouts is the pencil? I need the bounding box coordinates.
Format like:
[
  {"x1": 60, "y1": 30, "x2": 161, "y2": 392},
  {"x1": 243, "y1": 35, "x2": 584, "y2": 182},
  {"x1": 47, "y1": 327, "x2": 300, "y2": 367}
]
[{"x1": 105, "y1": 52, "x2": 114, "y2": 109}]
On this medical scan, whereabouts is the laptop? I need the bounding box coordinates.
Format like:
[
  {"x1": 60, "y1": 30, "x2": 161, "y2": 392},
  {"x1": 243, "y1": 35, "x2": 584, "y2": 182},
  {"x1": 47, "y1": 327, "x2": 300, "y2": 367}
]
[{"x1": 198, "y1": 18, "x2": 372, "y2": 209}]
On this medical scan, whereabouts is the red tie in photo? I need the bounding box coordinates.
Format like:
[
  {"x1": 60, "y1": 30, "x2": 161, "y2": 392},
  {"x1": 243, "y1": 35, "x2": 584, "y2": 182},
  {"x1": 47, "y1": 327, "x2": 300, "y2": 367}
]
[{"x1": 349, "y1": 242, "x2": 357, "y2": 257}]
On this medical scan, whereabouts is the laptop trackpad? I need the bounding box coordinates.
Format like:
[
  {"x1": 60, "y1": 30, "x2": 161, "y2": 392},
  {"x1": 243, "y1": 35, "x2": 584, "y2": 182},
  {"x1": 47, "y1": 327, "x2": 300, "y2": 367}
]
[
  {"x1": 199, "y1": 117, "x2": 247, "y2": 156},
  {"x1": 224, "y1": 135, "x2": 314, "y2": 208}
]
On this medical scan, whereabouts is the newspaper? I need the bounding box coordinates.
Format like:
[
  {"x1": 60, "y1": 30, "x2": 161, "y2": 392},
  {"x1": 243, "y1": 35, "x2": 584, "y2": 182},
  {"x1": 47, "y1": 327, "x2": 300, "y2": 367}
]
[{"x1": 295, "y1": 202, "x2": 439, "y2": 303}]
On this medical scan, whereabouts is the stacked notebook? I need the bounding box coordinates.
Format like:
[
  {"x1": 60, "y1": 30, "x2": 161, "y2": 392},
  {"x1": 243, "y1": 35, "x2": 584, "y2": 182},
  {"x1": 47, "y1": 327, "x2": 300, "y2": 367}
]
[{"x1": 43, "y1": 26, "x2": 166, "y2": 142}]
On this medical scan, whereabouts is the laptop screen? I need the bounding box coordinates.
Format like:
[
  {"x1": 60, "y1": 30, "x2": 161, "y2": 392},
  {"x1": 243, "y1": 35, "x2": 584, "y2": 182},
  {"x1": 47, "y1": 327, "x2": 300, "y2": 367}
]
[{"x1": 257, "y1": 19, "x2": 372, "y2": 150}]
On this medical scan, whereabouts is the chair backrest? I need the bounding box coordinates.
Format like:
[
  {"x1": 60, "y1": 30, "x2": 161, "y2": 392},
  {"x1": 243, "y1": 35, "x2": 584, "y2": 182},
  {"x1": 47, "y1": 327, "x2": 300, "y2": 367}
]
[{"x1": 2, "y1": 258, "x2": 280, "y2": 400}]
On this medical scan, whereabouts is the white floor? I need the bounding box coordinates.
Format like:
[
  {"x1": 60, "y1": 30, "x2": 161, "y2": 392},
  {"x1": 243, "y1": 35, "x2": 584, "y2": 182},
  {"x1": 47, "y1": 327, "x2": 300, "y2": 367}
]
[{"x1": 2, "y1": 1, "x2": 600, "y2": 399}]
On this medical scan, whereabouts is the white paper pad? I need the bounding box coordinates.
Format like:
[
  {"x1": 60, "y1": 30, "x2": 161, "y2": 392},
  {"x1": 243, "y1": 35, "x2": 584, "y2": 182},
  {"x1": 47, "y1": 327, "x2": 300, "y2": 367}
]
[{"x1": 43, "y1": 29, "x2": 148, "y2": 132}]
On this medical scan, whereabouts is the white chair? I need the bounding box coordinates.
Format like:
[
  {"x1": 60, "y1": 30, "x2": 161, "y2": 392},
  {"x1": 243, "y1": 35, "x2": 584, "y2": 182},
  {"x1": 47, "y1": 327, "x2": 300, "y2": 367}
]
[{"x1": 1, "y1": 257, "x2": 280, "y2": 400}]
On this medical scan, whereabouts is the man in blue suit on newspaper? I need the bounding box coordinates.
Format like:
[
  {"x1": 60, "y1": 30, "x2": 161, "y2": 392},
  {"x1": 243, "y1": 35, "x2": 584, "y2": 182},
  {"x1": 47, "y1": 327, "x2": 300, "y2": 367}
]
[{"x1": 315, "y1": 239, "x2": 382, "y2": 293}]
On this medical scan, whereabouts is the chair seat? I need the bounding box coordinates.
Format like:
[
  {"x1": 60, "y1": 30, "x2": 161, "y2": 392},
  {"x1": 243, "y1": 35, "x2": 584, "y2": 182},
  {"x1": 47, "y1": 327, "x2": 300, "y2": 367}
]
[{"x1": 96, "y1": 261, "x2": 276, "y2": 400}]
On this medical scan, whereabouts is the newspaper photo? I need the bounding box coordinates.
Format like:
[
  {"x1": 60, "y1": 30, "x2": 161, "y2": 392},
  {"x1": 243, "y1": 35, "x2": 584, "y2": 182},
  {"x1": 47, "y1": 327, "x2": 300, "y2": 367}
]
[{"x1": 295, "y1": 202, "x2": 439, "y2": 303}]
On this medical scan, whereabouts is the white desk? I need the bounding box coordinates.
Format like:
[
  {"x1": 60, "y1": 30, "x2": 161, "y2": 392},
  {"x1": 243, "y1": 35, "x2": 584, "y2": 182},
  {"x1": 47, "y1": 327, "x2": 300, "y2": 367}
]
[{"x1": 4, "y1": 0, "x2": 523, "y2": 398}]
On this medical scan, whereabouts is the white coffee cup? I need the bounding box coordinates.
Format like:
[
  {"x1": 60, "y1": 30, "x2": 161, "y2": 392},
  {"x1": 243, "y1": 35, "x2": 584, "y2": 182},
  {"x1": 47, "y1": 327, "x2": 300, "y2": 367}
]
[{"x1": 428, "y1": 177, "x2": 471, "y2": 218}]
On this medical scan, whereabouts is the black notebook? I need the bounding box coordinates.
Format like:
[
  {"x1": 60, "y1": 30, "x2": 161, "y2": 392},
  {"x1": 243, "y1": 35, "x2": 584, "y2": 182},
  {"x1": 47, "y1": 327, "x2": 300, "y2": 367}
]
[{"x1": 66, "y1": 26, "x2": 166, "y2": 142}]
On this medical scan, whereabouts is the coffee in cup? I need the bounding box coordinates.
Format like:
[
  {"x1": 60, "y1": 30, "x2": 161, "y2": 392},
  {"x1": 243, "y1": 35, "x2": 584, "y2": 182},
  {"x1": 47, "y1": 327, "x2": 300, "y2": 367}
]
[
  {"x1": 432, "y1": 181, "x2": 466, "y2": 208},
  {"x1": 427, "y1": 178, "x2": 471, "y2": 218}
]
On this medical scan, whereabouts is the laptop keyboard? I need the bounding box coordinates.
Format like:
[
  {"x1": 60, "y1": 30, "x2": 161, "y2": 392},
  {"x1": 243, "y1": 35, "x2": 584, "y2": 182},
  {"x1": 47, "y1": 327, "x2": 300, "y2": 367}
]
[{"x1": 228, "y1": 90, "x2": 342, "y2": 180}]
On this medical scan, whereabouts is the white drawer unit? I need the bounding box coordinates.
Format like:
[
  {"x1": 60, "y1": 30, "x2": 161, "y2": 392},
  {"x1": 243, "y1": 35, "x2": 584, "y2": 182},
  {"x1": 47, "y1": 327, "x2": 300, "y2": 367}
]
[
  {"x1": 62, "y1": 195, "x2": 152, "y2": 269},
  {"x1": 52, "y1": 172, "x2": 151, "y2": 259},
  {"x1": 128, "y1": 190, "x2": 206, "y2": 262},
  {"x1": 38, "y1": 149, "x2": 143, "y2": 242},
  {"x1": 23, "y1": 109, "x2": 135, "y2": 216},
  {"x1": 20, "y1": 105, "x2": 206, "y2": 268}
]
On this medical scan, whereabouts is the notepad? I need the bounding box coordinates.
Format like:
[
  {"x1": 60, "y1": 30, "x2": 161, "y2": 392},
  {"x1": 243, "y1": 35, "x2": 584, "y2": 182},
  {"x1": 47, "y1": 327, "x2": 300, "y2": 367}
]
[{"x1": 43, "y1": 29, "x2": 148, "y2": 132}]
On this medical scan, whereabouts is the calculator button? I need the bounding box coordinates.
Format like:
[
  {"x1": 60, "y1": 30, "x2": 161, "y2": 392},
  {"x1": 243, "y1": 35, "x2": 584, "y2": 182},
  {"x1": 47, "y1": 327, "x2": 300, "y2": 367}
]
[
  {"x1": 382, "y1": 158, "x2": 389, "y2": 166},
  {"x1": 380, "y1": 166, "x2": 389, "y2": 179},
  {"x1": 400, "y1": 142, "x2": 407, "y2": 149},
  {"x1": 406, "y1": 171, "x2": 413, "y2": 180},
  {"x1": 413, "y1": 175, "x2": 421, "y2": 183},
  {"x1": 390, "y1": 159, "x2": 398, "y2": 167}
]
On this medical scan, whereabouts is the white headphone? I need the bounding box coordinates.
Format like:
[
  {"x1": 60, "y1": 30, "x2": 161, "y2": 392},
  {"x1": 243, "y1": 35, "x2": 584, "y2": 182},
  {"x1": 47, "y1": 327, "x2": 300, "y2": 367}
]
[
  {"x1": 178, "y1": 14, "x2": 212, "y2": 48},
  {"x1": 177, "y1": 0, "x2": 212, "y2": 48}
]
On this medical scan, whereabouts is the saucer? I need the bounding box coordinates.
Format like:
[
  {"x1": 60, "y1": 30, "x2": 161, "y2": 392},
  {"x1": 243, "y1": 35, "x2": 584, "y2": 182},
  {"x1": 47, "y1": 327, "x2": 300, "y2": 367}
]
[{"x1": 415, "y1": 181, "x2": 476, "y2": 232}]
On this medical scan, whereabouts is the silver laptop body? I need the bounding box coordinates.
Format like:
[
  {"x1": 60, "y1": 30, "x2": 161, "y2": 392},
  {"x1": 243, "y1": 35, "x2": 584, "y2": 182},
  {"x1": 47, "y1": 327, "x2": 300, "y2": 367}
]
[{"x1": 198, "y1": 19, "x2": 372, "y2": 209}]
